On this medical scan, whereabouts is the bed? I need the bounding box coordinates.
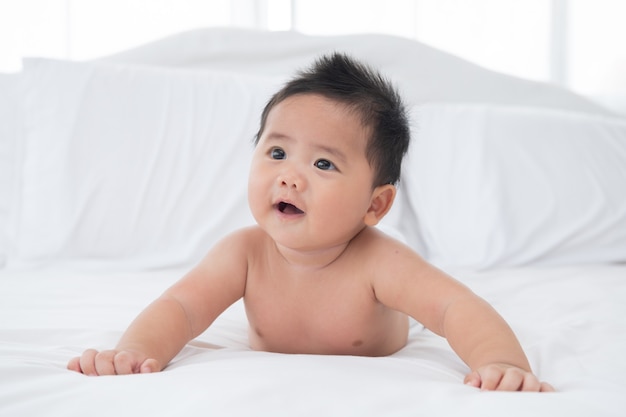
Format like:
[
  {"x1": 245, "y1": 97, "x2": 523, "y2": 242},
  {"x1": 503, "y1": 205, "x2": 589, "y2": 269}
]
[{"x1": 1, "y1": 28, "x2": 625, "y2": 416}]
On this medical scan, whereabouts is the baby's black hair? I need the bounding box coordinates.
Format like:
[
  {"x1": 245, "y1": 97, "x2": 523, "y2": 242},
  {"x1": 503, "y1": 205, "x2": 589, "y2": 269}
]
[{"x1": 254, "y1": 52, "x2": 410, "y2": 187}]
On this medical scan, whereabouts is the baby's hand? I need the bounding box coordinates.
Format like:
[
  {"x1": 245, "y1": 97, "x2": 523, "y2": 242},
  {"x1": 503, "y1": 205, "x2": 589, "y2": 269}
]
[
  {"x1": 67, "y1": 349, "x2": 160, "y2": 376},
  {"x1": 464, "y1": 364, "x2": 555, "y2": 392}
]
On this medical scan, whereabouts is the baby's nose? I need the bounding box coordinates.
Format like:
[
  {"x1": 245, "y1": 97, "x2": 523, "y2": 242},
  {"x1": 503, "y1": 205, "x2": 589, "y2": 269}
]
[{"x1": 278, "y1": 170, "x2": 304, "y2": 190}]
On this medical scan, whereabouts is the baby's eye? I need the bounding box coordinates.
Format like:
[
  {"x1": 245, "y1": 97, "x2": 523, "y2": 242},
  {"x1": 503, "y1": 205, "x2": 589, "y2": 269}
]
[
  {"x1": 314, "y1": 159, "x2": 336, "y2": 171},
  {"x1": 270, "y1": 147, "x2": 286, "y2": 160}
]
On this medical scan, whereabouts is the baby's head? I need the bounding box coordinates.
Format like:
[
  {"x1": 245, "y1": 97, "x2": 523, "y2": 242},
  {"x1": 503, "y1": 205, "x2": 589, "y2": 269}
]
[{"x1": 255, "y1": 53, "x2": 410, "y2": 187}]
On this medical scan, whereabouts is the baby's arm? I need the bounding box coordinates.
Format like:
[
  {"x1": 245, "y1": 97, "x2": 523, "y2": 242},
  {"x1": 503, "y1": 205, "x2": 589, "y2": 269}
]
[
  {"x1": 440, "y1": 292, "x2": 553, "y2": 391},
  {"x1": 67, "y1": 294, "x2": 198, "y2": 375},
  {"x1": 371, "y1": 238, "x2": 554, "y2": 392},
  {"x1": 67, "y1": 231, "x2": 249, "y2": 376}
]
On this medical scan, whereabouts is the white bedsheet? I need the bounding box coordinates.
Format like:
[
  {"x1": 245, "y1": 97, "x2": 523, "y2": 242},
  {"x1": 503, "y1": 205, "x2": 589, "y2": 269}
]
[{"x1": 1, "y1": 265, "x2": 625, "y2": 416}]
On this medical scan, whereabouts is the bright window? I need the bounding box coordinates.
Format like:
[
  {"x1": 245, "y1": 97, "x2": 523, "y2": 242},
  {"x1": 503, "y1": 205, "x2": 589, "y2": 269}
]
[{"x1": 0, "y1": 0, "x2": 624, "y2": 114}]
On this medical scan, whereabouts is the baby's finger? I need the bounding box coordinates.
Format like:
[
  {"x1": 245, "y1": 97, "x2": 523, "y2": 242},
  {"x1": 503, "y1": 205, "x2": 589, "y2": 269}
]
[
  {"x1": 477, "y1": 366, "x2": 503, "y2": 391},
  {"x1": 94, "y1": 350, "x2": 117, "y2": 375},
  {"x1": 67, "y1": 356, "x2": 81, "y2": 373},
  {"x1": 517, "y1": 372, "x2": 547, "y2": 392},
  {"x1": 496, "y1": 368, "x2": 525, "y2": 391},
  {"x1": 78, "y1": 349, "x2": 99, "y2": 376},
  {"x1": 113, "y1": 351, "x2": 138, "y2": 375},
  {"x1": 540, "y1": 382, "x2": 556, "y2": 392},
  {"x1": 463, "y1": 371, "x2": 481, "y2": 388},
  {"x1": 139, "y1": 358, "x2": 160, "y2": 374}
]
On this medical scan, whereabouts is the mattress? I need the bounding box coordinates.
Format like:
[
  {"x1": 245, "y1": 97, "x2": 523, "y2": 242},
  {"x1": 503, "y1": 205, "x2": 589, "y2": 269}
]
[{"x1": 1, "y1": 264, "x2": 624, "y2": 416}]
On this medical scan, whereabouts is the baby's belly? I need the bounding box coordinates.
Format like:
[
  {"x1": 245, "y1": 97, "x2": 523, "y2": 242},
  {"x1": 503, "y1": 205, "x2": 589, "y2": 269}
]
[{"x1": 247, "y1": 309, "x2": 409, "y2": 357}]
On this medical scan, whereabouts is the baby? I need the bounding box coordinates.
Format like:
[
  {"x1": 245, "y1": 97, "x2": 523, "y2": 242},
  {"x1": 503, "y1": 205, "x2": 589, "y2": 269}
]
[{"x1": 68, "y1": 53, "x2": 553, "y2": 392}]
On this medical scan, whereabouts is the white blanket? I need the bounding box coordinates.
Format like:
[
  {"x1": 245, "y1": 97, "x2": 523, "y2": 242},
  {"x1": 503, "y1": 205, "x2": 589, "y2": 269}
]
[{"x1": 1, "y1": 264, "x2": 625, "y2": 416}]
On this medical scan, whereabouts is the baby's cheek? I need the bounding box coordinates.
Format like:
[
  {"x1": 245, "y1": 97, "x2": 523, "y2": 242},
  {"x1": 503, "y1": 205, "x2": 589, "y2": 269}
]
[{"x1": 247, "y1": 170, "x2": 269, "y2": 220}]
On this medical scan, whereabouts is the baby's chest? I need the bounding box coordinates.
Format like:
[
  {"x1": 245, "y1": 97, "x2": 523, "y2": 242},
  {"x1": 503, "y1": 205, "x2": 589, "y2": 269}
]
[{"x1": 243, "y1": 273, "x2": 385, "y2": 354}]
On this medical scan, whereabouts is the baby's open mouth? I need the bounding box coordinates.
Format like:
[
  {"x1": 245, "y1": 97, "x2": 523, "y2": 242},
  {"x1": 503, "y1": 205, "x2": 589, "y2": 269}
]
[{"x1": 277, "y1": 201, "x2": 304, "y2": 215}]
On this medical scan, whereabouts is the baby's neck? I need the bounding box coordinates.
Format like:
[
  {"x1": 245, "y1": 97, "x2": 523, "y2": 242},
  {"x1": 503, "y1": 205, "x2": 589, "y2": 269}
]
[{"x1": 273, "y1": 241, "x2": 351, "y2": 271}]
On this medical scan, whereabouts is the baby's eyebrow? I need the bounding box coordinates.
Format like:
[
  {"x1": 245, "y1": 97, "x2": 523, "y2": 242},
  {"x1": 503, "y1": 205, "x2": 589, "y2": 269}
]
[
  {"x1": 267, "y1": 132, "x2": 291, "y2": 140},
  {"x1": 264, "y1": 132, "x2": 291, "y2": 142},
  {"x1": 314, "y1": 144, "x2": 347, "y2": 164}
]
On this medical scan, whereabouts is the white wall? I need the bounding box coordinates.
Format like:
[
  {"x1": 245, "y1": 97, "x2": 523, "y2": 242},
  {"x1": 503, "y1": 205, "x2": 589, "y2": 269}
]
[{"x1": 1, "y1": 0, "x2": 624, "y2": 114}]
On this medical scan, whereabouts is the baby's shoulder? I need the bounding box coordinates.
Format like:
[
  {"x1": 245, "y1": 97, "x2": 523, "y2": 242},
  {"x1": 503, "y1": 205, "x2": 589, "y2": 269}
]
[
  {"x1": 352, "y1": 227, "x2": 425, "y2": 266},
  {"x1": 200, "y1": 226, "x2": 268, "y2": 268},
  {"x1": 217, "y1": 225, "x2": 267, "y2": 248},
  {"x1": 355, "y1": 227, "x2": 410, "y2": 251}
]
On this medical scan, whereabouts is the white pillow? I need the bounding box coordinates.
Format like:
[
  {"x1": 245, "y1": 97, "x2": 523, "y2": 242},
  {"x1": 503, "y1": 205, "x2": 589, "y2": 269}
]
[
  {"x1": 7, "y1": 59, "x2": 280, "y2": 270},
  {"x1": 103, "y1": 28, "x2": 610, "y2": 116},
  {"x1": 0, "y1": 73, "x2": 21, "y2": 268},
  {"x1": 405, "y1": 103, "x2": 626, "y2": 269}
]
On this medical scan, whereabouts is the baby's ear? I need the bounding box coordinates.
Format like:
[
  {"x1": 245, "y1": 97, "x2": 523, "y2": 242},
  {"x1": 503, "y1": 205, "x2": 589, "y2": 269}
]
[{"x1": 363, "y1": 184, "x2": 396, "y2": 226}]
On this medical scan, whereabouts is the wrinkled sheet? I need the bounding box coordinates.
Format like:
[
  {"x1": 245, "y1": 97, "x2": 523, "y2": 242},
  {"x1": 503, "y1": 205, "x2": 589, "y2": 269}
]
[{"x1": 1, "y1": 264, "x2": 625, "y2": 416}]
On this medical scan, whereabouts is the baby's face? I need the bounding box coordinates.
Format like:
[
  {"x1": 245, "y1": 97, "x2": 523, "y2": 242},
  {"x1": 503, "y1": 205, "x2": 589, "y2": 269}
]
[{"x1": 248, "y1": 94, "x2": 378, "y2": 252}]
